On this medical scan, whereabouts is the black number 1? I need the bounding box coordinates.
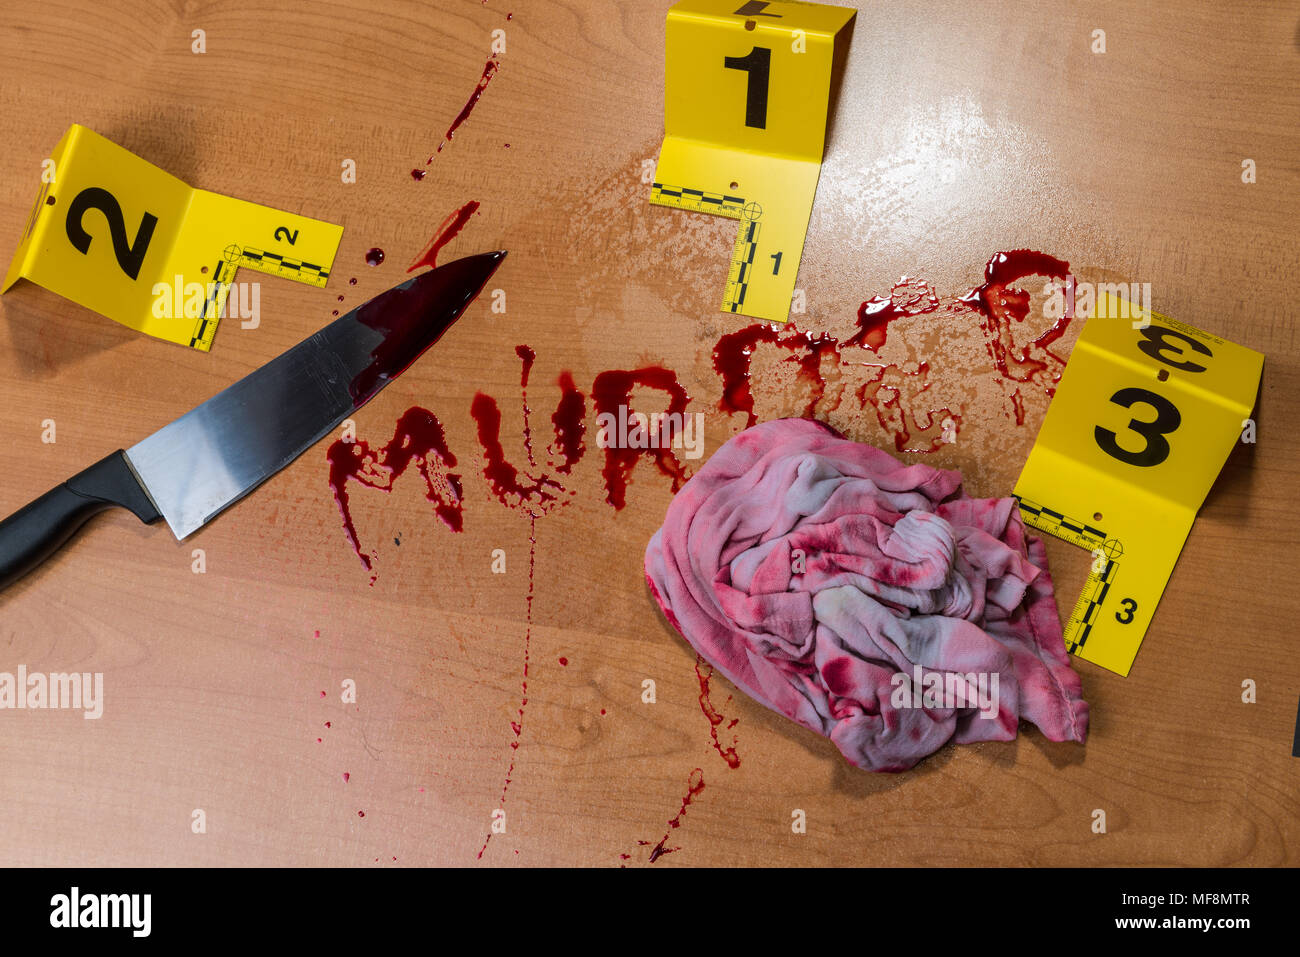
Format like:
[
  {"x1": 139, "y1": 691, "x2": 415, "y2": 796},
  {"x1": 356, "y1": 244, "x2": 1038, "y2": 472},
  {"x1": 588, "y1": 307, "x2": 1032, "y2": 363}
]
[
  {"x1": 771, "y1": 252, "x2": 782, "y2": 274},
  {"x1": 724, "y1": 46, "x2": 771, "y2": 129}
]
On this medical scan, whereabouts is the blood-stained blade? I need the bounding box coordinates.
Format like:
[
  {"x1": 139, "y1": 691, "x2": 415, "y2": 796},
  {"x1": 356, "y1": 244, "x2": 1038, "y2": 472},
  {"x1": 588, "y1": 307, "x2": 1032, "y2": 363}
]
[{"x1": 127, "y1": 251, "x2": 505, "y2": 539}]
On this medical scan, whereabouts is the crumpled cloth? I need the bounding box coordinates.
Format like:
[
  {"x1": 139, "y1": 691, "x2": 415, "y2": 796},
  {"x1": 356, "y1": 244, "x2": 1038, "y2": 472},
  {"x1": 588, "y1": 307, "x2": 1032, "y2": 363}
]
[{"x1": 644, "y1": 418, "x2": 1088, "y2": 771}]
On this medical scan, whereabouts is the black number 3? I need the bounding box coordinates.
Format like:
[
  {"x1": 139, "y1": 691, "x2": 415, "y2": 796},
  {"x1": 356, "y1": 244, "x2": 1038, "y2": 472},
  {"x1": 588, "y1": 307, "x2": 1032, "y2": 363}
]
[
  {"x1": 1095, "y1": 387, "x2": 1181, "y2": 467},
  {"x1": 1115, "y1": 598, "x2": 1138, "y2": 624},
  {"x1": 65, "y1": 187, "x2": 158, "y2": 281},
  {"x1": 1137, "y1": 324, "x2": 1212, "y2": 373}
]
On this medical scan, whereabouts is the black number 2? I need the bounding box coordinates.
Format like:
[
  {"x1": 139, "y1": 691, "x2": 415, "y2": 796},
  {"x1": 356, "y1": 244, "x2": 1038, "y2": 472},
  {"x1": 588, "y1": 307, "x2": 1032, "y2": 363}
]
[
  {"x1": 64, "y1": 187, "x2": 158, "y2": 281},
  {"x1": 1094, "y1": 387, "x2": 1181, "y2": 467},
  {"x1": 274, "y1": 226, "x2": 299, "y2": 245},
  {"x1": 724, "y1": 46, "x2": 771, "y2": 129}
]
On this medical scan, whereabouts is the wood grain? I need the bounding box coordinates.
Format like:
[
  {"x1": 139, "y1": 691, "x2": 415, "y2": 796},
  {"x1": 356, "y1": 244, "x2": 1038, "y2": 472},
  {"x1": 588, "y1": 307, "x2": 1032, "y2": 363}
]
[{"x1": 0, "y1": 0, "x2": 1296, "y2": 866}]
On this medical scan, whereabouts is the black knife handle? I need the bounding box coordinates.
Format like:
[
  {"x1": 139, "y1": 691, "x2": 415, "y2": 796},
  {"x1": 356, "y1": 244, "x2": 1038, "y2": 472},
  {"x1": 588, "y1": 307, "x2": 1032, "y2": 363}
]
[{"x1": 0, "y1": 450, "x2": 162, "y2": 592}]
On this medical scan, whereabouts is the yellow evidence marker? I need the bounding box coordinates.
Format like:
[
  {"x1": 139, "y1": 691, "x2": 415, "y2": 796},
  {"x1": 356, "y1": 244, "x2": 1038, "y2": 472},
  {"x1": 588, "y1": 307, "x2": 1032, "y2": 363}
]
[
  {"x1": 650, "y1": 0, "x2": 854, "y2": 323},
  {"x1": 3, "y1": 124, "x2": 343, "y2": 351},
  {"x1": 1014, "y1": 294, "x2": 1263, "y2": 676}
]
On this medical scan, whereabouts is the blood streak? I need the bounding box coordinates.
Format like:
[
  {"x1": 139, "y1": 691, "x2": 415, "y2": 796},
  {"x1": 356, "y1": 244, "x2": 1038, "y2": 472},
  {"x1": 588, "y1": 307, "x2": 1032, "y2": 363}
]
[
  {"x1": 517, "y1": 345, "x2": 536, "y2": 466},
  {"x1": 427, "y1": 55, "x2": 500, "y2": 162},
  {"x1": 470, "y1": 394, "x2": 564, "y2": 508},
  {"x1": 326, "y1": 407, "x2": 463, "y2": 573},
  {"x1": 640, "y1": 768, "x2": 706, "y2": 864},
  {"x1": 477, "y1": 511, "x2": 536, "y2": 860},
  {"x1": 469, "y1": 347, "x2": 586, "y2": 511},
  {"x1": 549, "y1": 371, "x2": 586, "y2": 473},
  {"x1": 695, "y1": 655, "x2": 740, "y2": 769},
  {"x1": 474, "y1": 347, "x2": 582, "y2": 860},
  {"x1": 590, "y1": 367, "x2": 694, "y2": 509},
  {"x1": 407, "y1": 201, "x2": 481, "y2": 273}
]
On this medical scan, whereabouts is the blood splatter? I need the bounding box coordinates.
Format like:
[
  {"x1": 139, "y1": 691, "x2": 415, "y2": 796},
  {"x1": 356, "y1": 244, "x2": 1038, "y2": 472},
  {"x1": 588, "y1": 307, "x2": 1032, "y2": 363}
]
[
  {"x1": 326, "y1": 407, "x2": 464, "y2": 573},
  {"x1": 365, "y1": 248, "x2": 385, "y2": 266},
  {"x1": 411, "y1": 169, "x2": 427, "y2": 182},
  {"x1": 855, "y1": 362, "x2": 963, "y2": 454},
  {"x1": 343, "y1": 772, "x2": 350, "y2": 783},
  {"x1": 961, "y1": 249, "x2": 1073, "y2": 395},
  {"x1": 846, "y1": 278, "x2": 939, "y2": 351},
  {"x1": 713, "y1": 323, "x2": 841, "y2": 428},
  {"x1": 407, "y1": 201, "x2": 481, "y2": 273},
  {"x1": 558, "y1": 656, "x2": 568, "y2": 666}
]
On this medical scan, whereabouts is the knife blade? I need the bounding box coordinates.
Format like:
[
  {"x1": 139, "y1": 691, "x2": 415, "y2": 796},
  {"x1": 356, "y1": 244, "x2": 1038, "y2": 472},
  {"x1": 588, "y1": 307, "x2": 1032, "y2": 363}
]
[{"x1": 0, "y1": 249, "x2": 505, "y2": 591}]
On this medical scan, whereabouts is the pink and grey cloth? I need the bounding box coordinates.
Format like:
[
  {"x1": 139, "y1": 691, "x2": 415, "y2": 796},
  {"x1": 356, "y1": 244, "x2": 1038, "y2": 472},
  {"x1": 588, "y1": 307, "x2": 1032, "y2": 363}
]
[{"x1": 644, "y1": 418, "x2": 1089, "y2": 771}]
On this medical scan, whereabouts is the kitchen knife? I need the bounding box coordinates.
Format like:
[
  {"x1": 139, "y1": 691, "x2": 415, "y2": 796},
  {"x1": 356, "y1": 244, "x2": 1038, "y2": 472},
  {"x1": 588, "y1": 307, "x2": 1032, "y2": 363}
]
[{"x1": 0, "y1": 249, "x2": 505, "y2": 591}]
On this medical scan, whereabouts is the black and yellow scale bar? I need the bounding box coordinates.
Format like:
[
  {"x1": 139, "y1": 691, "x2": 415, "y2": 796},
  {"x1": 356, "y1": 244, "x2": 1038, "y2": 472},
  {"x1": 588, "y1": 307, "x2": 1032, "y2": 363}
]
[
  {"x1": 186, "y1": 243, "x2": 332, "y2": 348},
  {"x1": 650, "y1": 181, "x2": 762, "y2": 314},
  {"x1": 1015, "y1": 495, "x2": 1123, "y2": 653},
  {"x1": 650, "y1": 182, "x2": 746, "y2": 218},
  {"x1": 235, "y1": 244, "x2": 331, "y2": 287},
  {"x1": 724, "y1": 218, "x2": 760, "y2": 312},
  {"x1": 187, "y1": 257, "x2": 236, "y2": 350}
]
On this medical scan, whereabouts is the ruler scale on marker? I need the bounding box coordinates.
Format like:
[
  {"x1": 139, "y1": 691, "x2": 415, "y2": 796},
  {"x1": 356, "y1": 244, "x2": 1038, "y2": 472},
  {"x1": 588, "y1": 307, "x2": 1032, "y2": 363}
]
[
  {"x1": 651, "y1": 181, "x2": 764, "y2": 313},
  {"x1": 1016, "y1": 494, "x2": 1124, "y2": 654}
]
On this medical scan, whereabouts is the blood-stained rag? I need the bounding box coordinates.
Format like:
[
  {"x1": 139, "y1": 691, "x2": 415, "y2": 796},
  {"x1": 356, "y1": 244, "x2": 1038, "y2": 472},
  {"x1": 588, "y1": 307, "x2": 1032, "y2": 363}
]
[{"x1": 644, "y1": 417, "x2": 1088, "y2": 771}]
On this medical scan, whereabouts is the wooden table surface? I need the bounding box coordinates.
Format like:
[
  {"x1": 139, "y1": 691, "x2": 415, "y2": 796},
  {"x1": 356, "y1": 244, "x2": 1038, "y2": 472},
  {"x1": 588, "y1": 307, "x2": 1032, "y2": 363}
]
[{"x1": 1, "y1": 0, "x2": 1296, "y2": 867}]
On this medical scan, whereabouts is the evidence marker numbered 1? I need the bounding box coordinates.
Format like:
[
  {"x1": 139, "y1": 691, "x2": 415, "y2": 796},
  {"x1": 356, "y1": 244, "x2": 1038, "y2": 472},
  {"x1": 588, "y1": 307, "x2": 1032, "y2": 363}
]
[
  {"x1": 1014, "y1": 293, "x2": 1263, "y2": 676},
  {"x1": 649, "y1": 0, "x2": 854, "y2": 324}
]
